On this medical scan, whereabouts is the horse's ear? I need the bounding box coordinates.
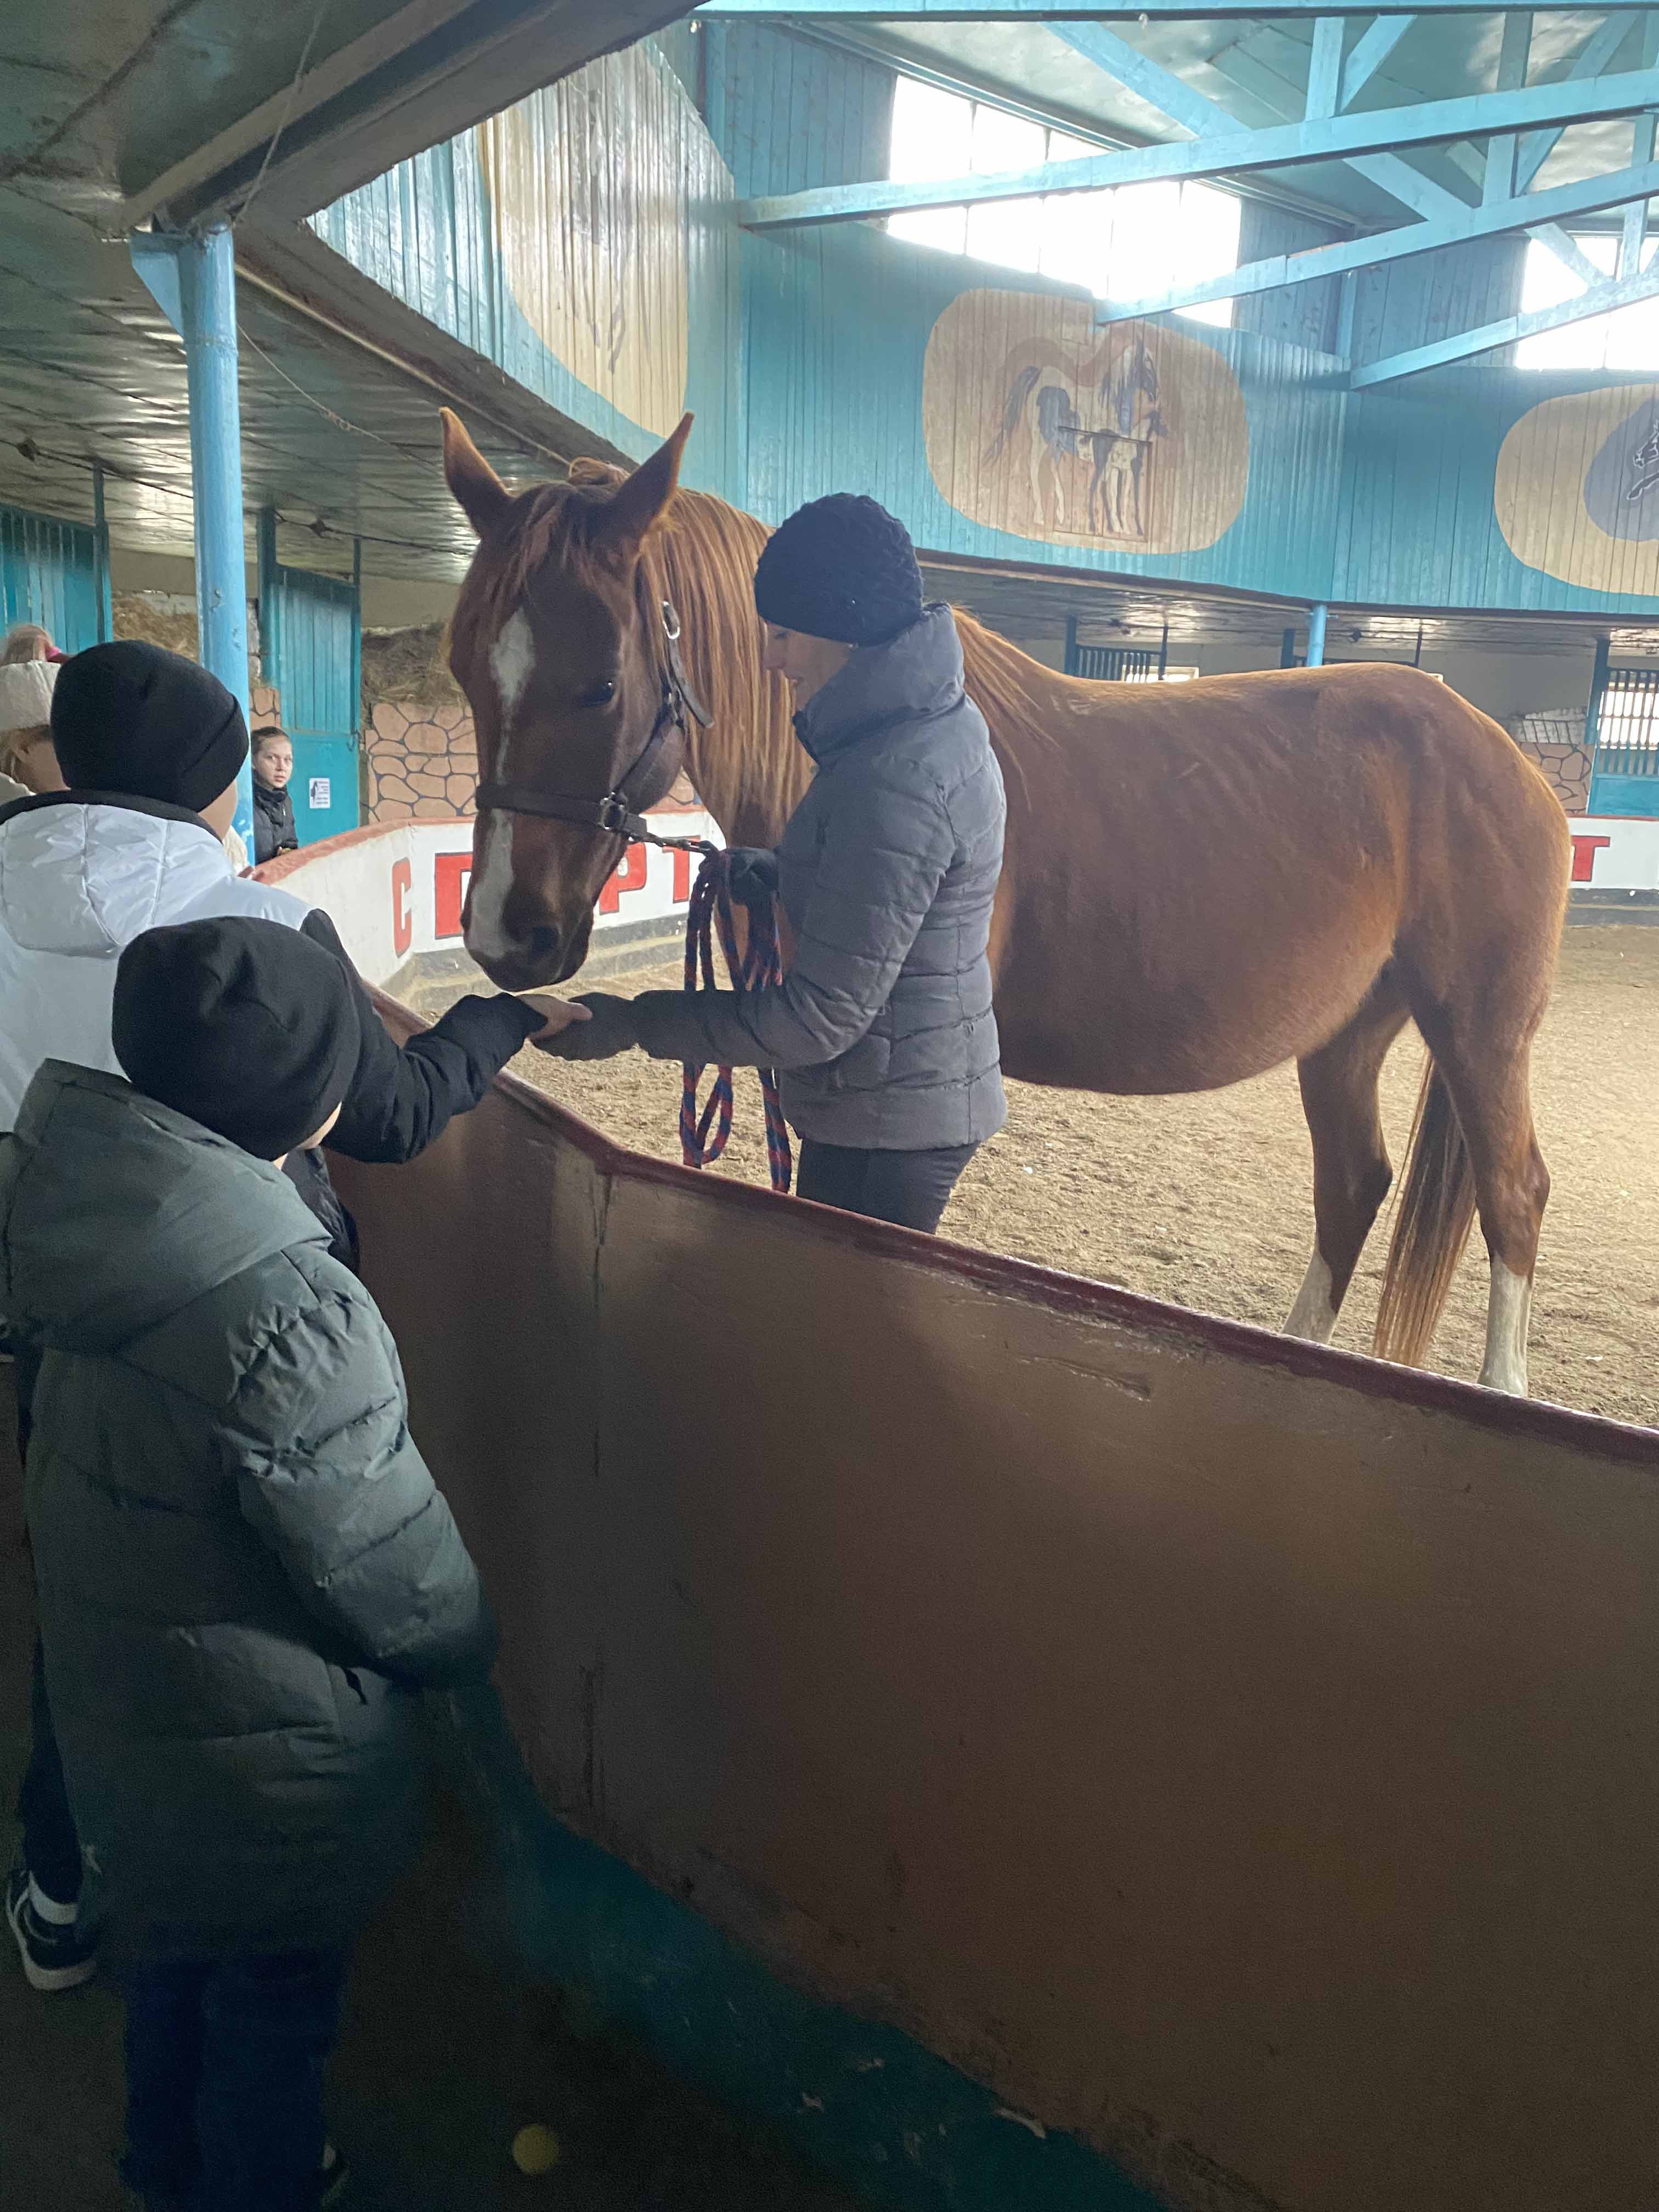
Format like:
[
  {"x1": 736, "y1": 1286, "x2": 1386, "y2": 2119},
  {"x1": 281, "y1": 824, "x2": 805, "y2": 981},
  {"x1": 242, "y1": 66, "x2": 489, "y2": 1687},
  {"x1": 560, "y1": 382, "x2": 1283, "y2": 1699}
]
[
  {"x1": 599, "y1": 414, "x2": 693, "y2": 551},
  {"x1": 441, "y1": 408, "x2": 512, "y2": 538}
]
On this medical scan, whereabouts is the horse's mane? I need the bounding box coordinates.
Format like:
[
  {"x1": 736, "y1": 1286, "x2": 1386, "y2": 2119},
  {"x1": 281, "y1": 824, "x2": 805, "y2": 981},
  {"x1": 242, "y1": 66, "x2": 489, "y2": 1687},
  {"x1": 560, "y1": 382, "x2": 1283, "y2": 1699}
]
[{"x1": 450, "y1": 454, "x2": 1075, "y2": 842}]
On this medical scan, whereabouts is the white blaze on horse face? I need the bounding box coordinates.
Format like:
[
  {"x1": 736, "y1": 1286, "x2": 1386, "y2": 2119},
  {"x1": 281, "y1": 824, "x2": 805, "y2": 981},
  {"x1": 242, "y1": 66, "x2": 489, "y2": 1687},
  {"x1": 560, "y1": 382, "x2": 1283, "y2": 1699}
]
[
  {"x1": 1479, "y1": 1260, "x2": 1533, "y2": 1396},
  {"x1": 468, "y1": 608, "x2": 537, "y2": 962},
  {"x1": 1283, "y1": 1250, "x2": 1340, "y2": 1345},
  {"x1": 489, "y1": 607, "x2": 536, "y2": 741},
  {"x1": 467, "y1": 811, "x2": 516, "y2": 964}
]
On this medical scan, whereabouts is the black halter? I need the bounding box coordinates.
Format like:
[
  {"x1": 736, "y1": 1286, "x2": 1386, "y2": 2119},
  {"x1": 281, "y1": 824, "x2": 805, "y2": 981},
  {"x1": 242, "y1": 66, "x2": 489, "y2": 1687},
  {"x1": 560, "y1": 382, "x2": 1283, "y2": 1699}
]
[{"x1": 473, "y1": 600, "x2": 713, "y2": 849}]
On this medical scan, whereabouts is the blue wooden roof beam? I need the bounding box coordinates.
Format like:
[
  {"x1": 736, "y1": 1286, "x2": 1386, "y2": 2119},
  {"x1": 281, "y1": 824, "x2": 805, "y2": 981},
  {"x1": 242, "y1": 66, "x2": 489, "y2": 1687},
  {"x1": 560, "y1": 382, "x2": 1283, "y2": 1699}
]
[
  {"x1": 1482, "y1": 9, "x2": 1533, "y2": 204},
  {"x1": 1509, "y1": 13, "x2": 1636, "y2": 191},
  {"x1": 738, "y1": 63, "x2": 1659, "y2": 223},
  {"x1": 1351, "y1": 252, "x2": 1659, "y2": 377},
  {"x1": 702, "y1": 2, "x2": 1659, "y2": 18},
  {"x1": 1060, "y1": 17, "x2": 1457, "y2": 240},
  {"x1": 1093, "y1": 150, "x2": 1659, "y2": 320}
]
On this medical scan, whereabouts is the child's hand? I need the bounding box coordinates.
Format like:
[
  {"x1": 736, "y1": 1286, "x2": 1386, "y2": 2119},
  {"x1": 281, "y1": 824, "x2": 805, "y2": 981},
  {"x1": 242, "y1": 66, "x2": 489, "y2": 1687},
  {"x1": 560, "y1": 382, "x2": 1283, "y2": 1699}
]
[
  {"x1": 531, "y1": 995, "x2": 640, "y2": 1060},
  {"x1": 516, "y1": 995, "x2": 593, "y2": 1046}
]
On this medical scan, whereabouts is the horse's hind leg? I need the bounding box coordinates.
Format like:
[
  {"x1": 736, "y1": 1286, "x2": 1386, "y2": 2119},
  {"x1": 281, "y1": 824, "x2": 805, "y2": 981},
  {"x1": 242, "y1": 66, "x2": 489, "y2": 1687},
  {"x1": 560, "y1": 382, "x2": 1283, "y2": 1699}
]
[
  {"x1": 1285, "y1": 977, "x2": 1412, "y2": 1344},
  {"x1": 1413, "y1": 1023, "x2": 1551, "y2": 1395}
]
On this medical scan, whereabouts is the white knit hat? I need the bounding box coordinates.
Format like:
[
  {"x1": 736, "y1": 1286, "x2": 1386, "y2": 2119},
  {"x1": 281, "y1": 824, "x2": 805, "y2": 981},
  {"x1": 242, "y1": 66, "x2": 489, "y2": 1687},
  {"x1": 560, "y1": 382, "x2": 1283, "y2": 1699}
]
[{"x1": 0, "y1": 659, "x2": 56, "y2": 734}]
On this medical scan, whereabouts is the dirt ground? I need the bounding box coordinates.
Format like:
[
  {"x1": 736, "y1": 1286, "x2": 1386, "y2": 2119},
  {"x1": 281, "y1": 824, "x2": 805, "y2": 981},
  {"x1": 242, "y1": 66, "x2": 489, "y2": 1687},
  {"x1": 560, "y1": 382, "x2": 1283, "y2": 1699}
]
[{"x1": 428, "y1": 925, "x2": 1658, "y2": 1431}]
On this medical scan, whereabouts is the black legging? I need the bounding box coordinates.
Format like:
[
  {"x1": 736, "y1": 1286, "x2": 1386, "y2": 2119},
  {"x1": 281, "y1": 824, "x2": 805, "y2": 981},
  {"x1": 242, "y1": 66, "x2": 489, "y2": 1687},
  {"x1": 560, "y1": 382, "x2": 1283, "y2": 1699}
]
[{"x1": 795, "y1": 1140, "x2": 979, "y2": 1234}]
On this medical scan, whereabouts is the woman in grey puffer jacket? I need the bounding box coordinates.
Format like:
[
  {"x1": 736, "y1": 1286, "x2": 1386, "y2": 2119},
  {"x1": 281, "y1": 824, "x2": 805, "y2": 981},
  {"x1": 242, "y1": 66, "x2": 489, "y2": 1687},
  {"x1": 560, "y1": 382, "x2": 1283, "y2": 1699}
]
[{"x1": 549, "y1": 495, "x2": 1006, "y2": 1234}]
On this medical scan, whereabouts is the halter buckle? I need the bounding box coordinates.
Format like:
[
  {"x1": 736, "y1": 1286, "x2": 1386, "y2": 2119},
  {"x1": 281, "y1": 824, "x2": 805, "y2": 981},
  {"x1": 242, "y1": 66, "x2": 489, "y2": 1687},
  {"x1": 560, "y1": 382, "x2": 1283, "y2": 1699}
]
[{"x1": 595, "y1": 793, "x2": 632, "y2": 836}]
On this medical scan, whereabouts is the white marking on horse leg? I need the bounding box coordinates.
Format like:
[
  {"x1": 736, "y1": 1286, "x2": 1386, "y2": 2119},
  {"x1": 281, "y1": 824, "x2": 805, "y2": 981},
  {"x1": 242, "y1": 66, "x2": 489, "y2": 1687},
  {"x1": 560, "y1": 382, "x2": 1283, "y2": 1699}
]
[
  {"x1": 489, "y1": 607, "x2": 535, "y2": 732},
  {"x1": 465, "y1": 811, "x2": 517, "y2": 964},
  {"x1": 1283, "y1": 1250, "x2": 1340, "y2": 1345},
  {"x1": 1479, "y1": 1260, "x2": 1533, "y2": 1396}
]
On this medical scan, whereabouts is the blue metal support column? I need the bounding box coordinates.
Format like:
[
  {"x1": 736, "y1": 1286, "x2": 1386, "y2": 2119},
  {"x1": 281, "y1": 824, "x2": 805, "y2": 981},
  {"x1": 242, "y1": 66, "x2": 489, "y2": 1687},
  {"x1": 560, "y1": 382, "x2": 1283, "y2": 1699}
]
[
  {"x1": 256, "y1": 505, "x2": 282, "y2": 716},
  {"x1": 349, "y1": 534, "x2": 364, "y2": 820},
  {"x1": 1306, "y1": 604, "x2": 1329, "y2": 669},
  {"x1": 91, "y1": 461, "x2": 112, "y2": 643},
  {"x1": 1585, "y1": 634, "x2": 1611, "y2": 758},
  {"x1": 130, "y1": 223, "x2": 253, "y2": 850}
]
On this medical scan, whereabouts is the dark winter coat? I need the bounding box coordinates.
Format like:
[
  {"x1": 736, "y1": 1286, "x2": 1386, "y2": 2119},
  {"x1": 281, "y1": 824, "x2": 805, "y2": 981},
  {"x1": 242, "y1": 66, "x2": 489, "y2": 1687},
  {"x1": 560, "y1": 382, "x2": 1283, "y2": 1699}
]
[
  {"x1": 0, "y1": 1060, "x2": 495, "y2": 1959},
  {"x1": 631, "y1": 606, "x2": 1007, "y2": 1150},
  {"x1": 252, "y1": 777, "x2": 298, "y2": 864}
]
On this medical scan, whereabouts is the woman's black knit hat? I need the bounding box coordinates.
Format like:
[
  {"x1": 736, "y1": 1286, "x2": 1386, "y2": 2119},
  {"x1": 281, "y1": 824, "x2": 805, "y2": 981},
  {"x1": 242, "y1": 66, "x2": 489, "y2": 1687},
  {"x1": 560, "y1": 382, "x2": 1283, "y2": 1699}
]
[{"x1": 753, "y1": 494, "x2": 924, "y2": 647}]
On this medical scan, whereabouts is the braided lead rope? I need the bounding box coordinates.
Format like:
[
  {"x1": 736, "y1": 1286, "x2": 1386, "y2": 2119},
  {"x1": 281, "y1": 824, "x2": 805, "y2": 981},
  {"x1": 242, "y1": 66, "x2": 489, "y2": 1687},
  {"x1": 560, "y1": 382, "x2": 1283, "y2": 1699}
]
[{"x1": 678, "y1": 852, "x2": 793, "y2": 1194}]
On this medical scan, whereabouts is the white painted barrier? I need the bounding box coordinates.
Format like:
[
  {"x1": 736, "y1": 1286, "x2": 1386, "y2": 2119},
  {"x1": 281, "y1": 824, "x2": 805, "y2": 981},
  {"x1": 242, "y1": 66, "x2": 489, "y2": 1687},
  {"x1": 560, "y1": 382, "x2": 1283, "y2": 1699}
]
[
  {"x1": 1568, "y1": 812, "x2": 1659, "y2": 893},
  {"x1": 257, "y1": 812, "x2": 723, "y2": 988},
  {"x1": 258, "y1": 802, "x2": 1652, "y2": 996}
]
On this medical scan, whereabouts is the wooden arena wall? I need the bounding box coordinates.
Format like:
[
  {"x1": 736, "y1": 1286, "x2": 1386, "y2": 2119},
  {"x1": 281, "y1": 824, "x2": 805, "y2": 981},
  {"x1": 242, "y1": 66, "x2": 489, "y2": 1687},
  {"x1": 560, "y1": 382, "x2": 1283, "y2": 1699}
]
[{"x1": 335, "y1": 1041, "x2": 1659, "y2": 2212}]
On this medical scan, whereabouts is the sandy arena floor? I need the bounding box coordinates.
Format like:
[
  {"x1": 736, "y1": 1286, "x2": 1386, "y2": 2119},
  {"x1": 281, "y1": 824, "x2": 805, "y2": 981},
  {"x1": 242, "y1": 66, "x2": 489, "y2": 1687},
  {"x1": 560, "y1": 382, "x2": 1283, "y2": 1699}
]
[{"x1": 426, "y1": 927, "x2": 1658, "y2": 1431}]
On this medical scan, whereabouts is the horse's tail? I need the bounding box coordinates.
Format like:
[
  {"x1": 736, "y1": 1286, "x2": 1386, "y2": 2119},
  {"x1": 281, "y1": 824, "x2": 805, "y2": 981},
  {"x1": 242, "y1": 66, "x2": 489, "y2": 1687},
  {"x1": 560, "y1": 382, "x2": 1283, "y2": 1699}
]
[
  {"x1": 1373, "y1": 1057, "x2": 1477, "y2": 1367},
  {"x1": 985, "y1": 366, "x2": 1041, "y2": 465}
]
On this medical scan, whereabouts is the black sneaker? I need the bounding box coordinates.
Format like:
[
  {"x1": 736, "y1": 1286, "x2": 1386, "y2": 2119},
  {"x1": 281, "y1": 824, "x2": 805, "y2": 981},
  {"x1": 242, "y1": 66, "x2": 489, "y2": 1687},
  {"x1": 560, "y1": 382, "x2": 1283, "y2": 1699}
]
[{"x1": 5, "y1": 1861, "x2": 97, "y2": 1992}]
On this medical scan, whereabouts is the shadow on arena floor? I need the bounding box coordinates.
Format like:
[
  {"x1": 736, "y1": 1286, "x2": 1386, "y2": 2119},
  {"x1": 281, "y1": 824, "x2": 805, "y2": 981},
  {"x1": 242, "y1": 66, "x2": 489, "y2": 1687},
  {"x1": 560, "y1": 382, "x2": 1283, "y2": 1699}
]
[{"x1": 1, "y1": 1364, "x2": 865, "y2": 2211}]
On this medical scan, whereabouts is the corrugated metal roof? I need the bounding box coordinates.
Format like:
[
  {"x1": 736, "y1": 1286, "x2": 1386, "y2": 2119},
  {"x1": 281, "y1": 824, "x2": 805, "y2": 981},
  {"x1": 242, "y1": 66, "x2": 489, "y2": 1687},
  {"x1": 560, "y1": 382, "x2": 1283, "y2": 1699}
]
[{"x1": 0, "y1": 0, "x2": 687, "y2": 582}]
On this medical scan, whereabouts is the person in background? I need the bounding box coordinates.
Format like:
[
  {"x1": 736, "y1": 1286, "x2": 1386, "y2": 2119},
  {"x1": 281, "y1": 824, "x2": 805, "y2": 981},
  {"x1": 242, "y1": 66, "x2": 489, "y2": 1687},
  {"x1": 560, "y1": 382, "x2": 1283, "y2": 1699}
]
[
  {"x1": 1, "y1": 917, "x2": 496, "y2": 2212},
  {"x1": 2, "y1": 640, "x2": 583, "y2": 1999},
  {"x1": 252, "y1": 725, "x2": 300, "y2": 864},
  {"x1": 544, "y1": 493, "x2": 1006, "y2": 1237},
  {"x1": 0, "y1": 657, "x2": 66, "y2": 799},
  {"x1": 2, "y1": 620, "x2": 67, "y2": 665}
]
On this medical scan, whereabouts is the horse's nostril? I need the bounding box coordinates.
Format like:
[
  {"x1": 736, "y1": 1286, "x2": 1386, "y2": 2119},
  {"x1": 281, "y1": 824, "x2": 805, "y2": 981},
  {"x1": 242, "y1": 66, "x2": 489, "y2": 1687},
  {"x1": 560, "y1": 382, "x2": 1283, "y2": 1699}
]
[{"x1": 524, "y1": 926, "x2": 562, "y2": 968}]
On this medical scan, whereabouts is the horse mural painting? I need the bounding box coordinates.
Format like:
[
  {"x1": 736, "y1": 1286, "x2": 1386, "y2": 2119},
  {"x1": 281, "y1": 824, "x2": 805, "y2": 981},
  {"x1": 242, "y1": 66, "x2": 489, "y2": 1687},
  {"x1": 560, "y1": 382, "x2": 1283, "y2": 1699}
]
[
  {"x1": 440, "y1": 410, "x2": 1571, "y2": 1397},
  {"x1": 985, "y1": 337, "x2": 1169, "y2": 540}
]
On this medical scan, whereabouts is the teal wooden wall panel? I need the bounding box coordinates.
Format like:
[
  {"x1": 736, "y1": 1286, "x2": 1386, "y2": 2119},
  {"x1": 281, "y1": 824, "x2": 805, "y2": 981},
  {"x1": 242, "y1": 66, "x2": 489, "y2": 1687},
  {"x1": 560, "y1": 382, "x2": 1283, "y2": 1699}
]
[
  {"x1": 1234, "y1": 201, "x2": 1346, "y2": 358},
  {"x1": 1335, "y1": 365, "x2": 1659, "y2": 613},
  {"x1": 309, "y1": 41, "x2": 743, "y2": 493},
  {"x1": 743, "y1": 221, "x2": 1346, "y2": 600},
  {"x1": 703, "y1": 21, "x2": 894, "y2": 198},
  {"x1": 1352, "y1": 235, "x2": 1525, "y2": 373},
  {"x1": 0, "y1": 503, "x2": 104, "y2": 651},
  {"x1": 300, "y1": 32, "x2": 1659, "y2": 620}
]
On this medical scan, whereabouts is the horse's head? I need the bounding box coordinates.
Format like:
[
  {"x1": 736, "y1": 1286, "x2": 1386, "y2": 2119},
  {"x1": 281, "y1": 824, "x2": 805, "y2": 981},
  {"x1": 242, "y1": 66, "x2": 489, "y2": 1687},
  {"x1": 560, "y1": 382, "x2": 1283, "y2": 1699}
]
[{"x1": 442, "y1": 408, "x2": 696, "y2": 990}]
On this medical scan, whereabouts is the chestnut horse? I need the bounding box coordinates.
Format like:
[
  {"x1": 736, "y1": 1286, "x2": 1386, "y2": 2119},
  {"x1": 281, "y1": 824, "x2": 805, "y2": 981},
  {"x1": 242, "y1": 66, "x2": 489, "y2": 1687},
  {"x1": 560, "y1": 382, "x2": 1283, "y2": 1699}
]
[{"x1": 440, "y1": 409, "x2": 1570, "y2": 1395}]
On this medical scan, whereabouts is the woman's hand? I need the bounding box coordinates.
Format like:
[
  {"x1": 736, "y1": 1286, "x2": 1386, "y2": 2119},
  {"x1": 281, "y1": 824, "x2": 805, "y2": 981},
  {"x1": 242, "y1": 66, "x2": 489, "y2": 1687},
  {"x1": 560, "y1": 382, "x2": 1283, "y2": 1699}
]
[
  {"x1": 725, "y1": 847, "x2": 780, "y2": 910},
  {"x1": 529, "y1": 993, "x2": 641, "y2": 1061}
]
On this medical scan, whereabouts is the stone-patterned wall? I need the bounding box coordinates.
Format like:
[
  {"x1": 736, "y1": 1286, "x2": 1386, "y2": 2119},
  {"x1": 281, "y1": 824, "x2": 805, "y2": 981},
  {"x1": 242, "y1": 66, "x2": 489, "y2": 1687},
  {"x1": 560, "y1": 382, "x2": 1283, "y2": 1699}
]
[
  {"x1": 364, "y1": 699, "x2": 478, "y2": 820},
  {"x1": 360, "y1": 623, "x2": 475, "y2": 821},
  {"x1": 1513, "y1": 737, "x2": 1592, "y2": 815}
]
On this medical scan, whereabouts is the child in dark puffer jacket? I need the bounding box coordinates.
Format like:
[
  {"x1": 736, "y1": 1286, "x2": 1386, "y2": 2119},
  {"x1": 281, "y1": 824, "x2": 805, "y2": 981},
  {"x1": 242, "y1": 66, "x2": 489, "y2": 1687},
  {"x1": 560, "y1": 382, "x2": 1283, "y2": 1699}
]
[{"x1": 0, "y1": 916, "x2": 495, "y2": 2212}]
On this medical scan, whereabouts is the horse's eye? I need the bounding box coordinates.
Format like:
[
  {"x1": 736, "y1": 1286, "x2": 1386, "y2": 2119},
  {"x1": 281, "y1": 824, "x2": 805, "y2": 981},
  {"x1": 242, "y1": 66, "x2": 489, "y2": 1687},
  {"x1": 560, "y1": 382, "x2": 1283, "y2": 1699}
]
[{"x1": 577, "y1": 679, "x2": 616, "y2": 709}]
